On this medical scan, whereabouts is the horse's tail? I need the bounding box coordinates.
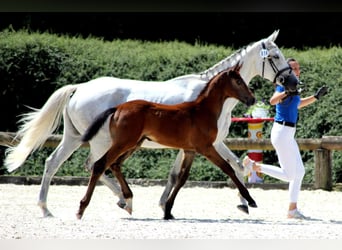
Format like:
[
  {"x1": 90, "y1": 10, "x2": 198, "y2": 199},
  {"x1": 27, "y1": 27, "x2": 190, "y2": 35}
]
[
  {"x1": 81, "y1": 107, "x2": 117, "y2": 142},
  {"x1": 4, "y1": 84, "x2": 79, "y2": 172}
]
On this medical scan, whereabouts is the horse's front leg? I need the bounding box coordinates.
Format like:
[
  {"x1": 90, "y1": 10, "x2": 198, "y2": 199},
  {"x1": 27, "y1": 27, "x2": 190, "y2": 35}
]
[
  {"x1": 214, "y1": 141, "x2": 244, "y2": 173},
  {"x1": 199, "y1": 145, "x2": 257, "y2": 209},
  {"x1": 76, "y1": 156, "x2": 107, "y2": 219},
  {"x1": 214, "y1": 142, "x2": 249, "y2": 214},
  {"x1": 163, "y1": 150, "x2": 196, "y2": 220}
]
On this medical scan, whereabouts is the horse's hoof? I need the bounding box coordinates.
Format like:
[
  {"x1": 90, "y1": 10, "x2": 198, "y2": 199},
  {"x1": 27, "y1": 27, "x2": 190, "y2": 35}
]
[
  {"x1": 39, "y1": 203, "x2": 54, "y2": 217},
  {"x1": 117, "y1": 201, "x2": 126, "y2": 209},
  {"x1": 43, "y1": 212, "x2": 54, "y2": 218},
  {"x1": 248, "y1": 202, "x2": 258, "y2": 208},
  {"x1": 237, "y1": 205, "x2": 249, "y2": 214}
]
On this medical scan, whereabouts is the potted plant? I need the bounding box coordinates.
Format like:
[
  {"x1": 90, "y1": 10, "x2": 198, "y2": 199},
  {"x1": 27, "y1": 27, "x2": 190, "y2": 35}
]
[{"x1": 245, "y1": 99, "x2": 271, "y2": 118}]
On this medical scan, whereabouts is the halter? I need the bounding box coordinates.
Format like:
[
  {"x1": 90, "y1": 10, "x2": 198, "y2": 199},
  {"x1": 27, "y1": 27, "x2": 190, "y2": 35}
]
[{"x1": 261, "y1": 42, "x2": 292, "y2": 84}]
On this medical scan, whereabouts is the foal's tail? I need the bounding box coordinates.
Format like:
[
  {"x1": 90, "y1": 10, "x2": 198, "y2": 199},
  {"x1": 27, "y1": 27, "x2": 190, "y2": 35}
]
[
  {"x1": 82, "y1": 107, "x2": 117, "y2": 142},
  {"x1": 4, "y1": 84, "x2": 79, "y2": 172}
]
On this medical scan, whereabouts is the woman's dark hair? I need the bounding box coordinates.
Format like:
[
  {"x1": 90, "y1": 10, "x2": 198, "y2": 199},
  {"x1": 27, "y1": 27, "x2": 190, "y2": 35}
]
[{"x1": 286, "y1": 58, "x2": 297, "y2": 64}]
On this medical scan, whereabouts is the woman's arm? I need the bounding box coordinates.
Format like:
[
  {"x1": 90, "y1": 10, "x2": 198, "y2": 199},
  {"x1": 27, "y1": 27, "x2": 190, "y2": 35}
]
[
  {"x1": 269, "y1": 91, "x2": 288, "y2": 106},
  {"x1": 298, "y1": 95, "x2": 316, "y2": 109}
]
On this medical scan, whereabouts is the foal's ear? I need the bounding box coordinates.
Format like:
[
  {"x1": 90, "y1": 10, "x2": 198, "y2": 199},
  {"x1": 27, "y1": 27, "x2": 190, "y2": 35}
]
[{"x1": 234, "y1": 61, "x2": 243, "y2": 72}]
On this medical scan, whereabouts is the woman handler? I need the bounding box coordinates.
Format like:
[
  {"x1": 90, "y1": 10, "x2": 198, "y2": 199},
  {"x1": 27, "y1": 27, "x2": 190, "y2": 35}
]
[{"x1": 243, "y1": 58, "x2": 328, "y2": 219}]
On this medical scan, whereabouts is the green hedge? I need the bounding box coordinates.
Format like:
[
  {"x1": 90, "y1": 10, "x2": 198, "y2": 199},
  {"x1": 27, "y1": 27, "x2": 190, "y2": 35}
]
[{"x1": 0, "y1": 29, "x2": 341, "y2": 184}]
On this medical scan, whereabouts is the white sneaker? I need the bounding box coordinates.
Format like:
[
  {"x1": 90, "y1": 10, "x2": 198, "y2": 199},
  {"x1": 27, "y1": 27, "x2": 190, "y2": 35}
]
[
  {"x1": 287, "y1": 209, "x2": 308, "y2": 219},
  {"x1": 242, "y1": 156, "x2": 255, "y2": 176}
]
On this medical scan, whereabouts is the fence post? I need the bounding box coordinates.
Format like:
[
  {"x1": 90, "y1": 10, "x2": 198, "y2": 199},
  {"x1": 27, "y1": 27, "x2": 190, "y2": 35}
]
[{"x1": 314, "y1": 148, "x2": 332, "y2": 191}]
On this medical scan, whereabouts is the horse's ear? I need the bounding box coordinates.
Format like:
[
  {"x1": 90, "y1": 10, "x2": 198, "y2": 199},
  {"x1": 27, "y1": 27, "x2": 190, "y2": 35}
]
[{"x1": 266, "y1": 30, "x2": 279, "y2": 42}]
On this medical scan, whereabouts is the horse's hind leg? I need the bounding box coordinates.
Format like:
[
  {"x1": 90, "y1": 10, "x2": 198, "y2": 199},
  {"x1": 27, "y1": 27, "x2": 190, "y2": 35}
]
[
  {"x1": 163, "y1": 150, "x2": 195, "y2": 220},
  {"x1": 99, "y1": 175, "x2": 126, "y2": 208},
  {"x1": 38, "y1": 133, "x2": 82, "y2": 217}
]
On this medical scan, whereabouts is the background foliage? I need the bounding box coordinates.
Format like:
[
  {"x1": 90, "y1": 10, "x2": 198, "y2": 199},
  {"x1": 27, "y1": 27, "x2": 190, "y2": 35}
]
[{"x1": 0, "y1": 29, "x2": 341, "y2": 183}]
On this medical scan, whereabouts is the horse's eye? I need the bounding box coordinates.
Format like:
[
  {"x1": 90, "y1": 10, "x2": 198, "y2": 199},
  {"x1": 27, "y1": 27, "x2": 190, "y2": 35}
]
[{"x1": 273, "y1": 54, "x2": 280, "y2": 59}]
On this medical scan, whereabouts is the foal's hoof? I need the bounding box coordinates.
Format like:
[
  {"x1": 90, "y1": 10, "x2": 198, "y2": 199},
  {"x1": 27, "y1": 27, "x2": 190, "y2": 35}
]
[
  {"x1": 124, "y1": 206, "x2": 132, "y2": 215},
  {"x1": 237, "y1": 205, "x2": 249, "y2": 214},
  {"x1": 124, "y1": 198, "x2": 133, "y2": 215},
  {"x1": 76, "y1": 212, "x2": 83, "y2": 220},
  {"x1": 248, "y1": 202, "x2": 258, "y2": 208},
  {"x1": 163, "y1": 213, "x2": 175, "y2": 220}
]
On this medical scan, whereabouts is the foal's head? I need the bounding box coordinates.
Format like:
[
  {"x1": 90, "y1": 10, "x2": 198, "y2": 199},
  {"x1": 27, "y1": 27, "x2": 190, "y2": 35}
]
[{"x1": 222, "y1": 63, "x2": 256, "y2": 106}]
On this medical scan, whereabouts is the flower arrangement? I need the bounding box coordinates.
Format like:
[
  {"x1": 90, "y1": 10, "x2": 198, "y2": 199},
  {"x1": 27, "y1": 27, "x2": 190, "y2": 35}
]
[{"x1": 244, "y1": 99, "x2": 271, "y2": 118}]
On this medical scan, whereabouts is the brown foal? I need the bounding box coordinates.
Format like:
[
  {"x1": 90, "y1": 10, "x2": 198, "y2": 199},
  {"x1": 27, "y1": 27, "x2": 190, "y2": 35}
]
[{"x1": 77, "y1": 63, "x2": 257, "y2": 219}]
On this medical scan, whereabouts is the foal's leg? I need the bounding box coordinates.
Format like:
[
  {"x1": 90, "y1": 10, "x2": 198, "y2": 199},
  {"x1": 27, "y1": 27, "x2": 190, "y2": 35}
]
[
  {"x1": 163, "y1": 150, "x2": 196, "y2": 220},
  {"x1": 161, "y1": 145, "x2": 249, "y2": 216},
  {"x1": 76, "y1": 155, "x2": 107, "y2": 219},
  {"x1": 214, "y1": 142, "x2": 249, "y2": 214},
  {"x1": 110, "y1": 163, "x2": 134, "y2": 214},
  {"x1": 77, "y1": 139, "x2": 138, "y2": 219},
  {"x1": 108, "y1": 149, "x2": 137, "y2": 214},
  {"x1": 159, "y1": 150, "x2": 190, "y2": 209},
  {"x1": 84, "y1": 154, "x2": 126, "y2": 209},
  {"x1": 199, "y1": 145, "x2": 257, "y2": 208}
]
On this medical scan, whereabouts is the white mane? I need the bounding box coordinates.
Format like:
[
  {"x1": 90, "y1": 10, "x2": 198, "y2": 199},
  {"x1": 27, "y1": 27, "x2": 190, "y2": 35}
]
[{"x1": 199, "y1": 42, "x2": 258, "y2": 81}]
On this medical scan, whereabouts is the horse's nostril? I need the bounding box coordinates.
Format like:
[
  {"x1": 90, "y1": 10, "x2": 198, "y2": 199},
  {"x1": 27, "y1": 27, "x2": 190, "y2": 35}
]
[{"x1": 247, "y1": 97, "x2": 256, "y2": 107}]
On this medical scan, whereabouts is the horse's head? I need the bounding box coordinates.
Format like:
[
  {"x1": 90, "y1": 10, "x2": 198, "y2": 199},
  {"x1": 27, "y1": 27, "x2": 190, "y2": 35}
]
[
  {"x1": 244, "y1": 30, "x2": 299, "y2": 92},
  {"x1": 225, "y1": 63, "x2": 256, "y2": 106}
]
